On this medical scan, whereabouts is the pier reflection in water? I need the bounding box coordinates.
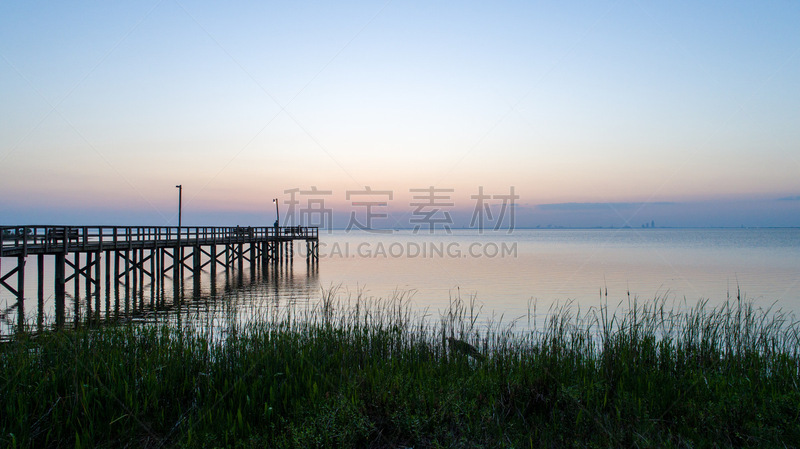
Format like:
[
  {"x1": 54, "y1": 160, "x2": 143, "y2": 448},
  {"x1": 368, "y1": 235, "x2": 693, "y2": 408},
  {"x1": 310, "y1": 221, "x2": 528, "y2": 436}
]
[{"x1": 0, "y1": 242, "x2": 320, "y2": 338}]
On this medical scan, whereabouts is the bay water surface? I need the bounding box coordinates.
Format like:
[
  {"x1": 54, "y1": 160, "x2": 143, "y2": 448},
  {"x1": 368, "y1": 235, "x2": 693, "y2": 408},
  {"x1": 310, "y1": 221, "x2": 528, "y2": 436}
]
[{"x1": 1, "y1": 228, "x2": 798, "y2": 336}]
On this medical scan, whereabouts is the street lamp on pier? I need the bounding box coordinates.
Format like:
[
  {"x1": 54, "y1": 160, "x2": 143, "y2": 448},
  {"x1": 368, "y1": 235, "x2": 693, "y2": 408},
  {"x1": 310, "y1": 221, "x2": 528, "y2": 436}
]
[
  {"x1": 273, "y1": 198, "x2": 280, "y2": 228},
  {"x1": 176, "y1": 185, "x2": 182, "y2": 236}
]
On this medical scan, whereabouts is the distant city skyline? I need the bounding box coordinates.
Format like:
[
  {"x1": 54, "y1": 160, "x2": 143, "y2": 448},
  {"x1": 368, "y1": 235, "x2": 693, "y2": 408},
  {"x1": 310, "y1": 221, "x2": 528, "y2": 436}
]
[
  {"x1": 3, "y1": 196, "x2": 798, "y2": 229},
  {"x1": 1, "y1": 1, "x2": 798, "y2": 227}
]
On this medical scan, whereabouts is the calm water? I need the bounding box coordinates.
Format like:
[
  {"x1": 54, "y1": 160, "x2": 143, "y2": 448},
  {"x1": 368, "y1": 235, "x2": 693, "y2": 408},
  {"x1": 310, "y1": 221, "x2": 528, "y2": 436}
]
[
  {"x1": 319, "y1": 228, "x2": 800, "y2": 316},
  {"x1": 1, "y1": 228, "x2": 798, "y2": 335}
]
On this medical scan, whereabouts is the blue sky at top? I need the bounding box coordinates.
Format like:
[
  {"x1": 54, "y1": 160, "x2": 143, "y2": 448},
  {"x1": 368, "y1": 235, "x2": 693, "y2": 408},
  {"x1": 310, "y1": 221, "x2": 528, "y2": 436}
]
[{"x1": 1, "y1": 1, "x2": 799, "y2": 227}]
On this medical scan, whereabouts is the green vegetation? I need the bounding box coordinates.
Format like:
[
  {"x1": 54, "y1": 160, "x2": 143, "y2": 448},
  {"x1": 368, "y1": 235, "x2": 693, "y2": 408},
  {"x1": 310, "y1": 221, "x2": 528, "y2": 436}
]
[{"x1": 1, "y1": 291, "x2": 799, "y2": 448}]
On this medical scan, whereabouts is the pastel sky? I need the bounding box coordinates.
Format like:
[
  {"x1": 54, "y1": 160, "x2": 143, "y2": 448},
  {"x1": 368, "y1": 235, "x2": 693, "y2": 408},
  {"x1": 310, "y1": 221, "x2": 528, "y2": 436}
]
[{"x1": 1, "y1": 1, "x2": 799, "y2": 227}]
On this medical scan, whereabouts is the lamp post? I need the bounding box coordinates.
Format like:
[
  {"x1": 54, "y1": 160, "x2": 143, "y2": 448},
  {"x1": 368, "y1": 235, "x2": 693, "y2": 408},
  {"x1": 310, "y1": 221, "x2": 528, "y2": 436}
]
[
  {"x1": 272, "y1": 198, "x2": 280, "y2": 228},
  {"x1": 176, "y1": 185, "x2": 182, "y2": 233},
  {"x1": 174, "y1": 184, "x2": 183, "y2": 286}
]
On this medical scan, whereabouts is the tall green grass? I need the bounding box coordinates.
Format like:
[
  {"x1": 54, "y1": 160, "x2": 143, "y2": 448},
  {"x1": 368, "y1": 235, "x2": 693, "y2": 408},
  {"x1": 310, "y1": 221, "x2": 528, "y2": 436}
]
[{"x1": 1, "y1": 289, "x2": 798, "y2": 448}]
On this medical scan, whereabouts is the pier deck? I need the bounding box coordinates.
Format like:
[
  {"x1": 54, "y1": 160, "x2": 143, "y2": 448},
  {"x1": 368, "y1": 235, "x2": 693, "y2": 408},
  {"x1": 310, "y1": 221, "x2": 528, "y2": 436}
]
[
  {"x1": 1, "y1": 225, "x2": 317, "y2": 257},
  {"x1": 0, "y1": 225, "x2": 319, "y2": 330}
]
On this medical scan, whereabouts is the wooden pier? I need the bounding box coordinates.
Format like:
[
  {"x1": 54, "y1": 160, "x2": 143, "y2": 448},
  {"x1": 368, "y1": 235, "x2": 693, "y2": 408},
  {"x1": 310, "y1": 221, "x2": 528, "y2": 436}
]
[{"x1": 0, "y1": 225, "x2": 319, "y2": 330}]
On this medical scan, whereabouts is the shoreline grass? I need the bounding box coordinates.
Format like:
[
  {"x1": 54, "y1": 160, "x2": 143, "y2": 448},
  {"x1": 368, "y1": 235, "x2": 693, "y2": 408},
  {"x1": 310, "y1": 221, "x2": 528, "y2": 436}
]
[{"x1": 1, "y1": 290, "x2": 799, "y2": 448}]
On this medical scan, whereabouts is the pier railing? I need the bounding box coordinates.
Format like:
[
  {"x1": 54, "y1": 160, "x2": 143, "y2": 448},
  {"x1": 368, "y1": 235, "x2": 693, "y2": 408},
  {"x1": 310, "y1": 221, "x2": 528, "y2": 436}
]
[{"x1": 0, "y1": 225, "x2": 318, "y2": 257}]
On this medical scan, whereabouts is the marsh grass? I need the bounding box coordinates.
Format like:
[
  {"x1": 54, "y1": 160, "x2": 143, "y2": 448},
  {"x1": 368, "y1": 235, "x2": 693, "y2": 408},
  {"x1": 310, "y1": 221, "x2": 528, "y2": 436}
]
[{"x1": 1, "y1": 288, "x2": 799, "y2": 448}]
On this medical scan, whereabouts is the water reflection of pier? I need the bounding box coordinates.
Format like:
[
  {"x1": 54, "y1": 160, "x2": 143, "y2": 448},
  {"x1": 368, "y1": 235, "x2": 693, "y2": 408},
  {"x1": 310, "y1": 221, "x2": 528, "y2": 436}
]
[{"x1": 0, "y1": 226, "x2": 319, "y2": 334}]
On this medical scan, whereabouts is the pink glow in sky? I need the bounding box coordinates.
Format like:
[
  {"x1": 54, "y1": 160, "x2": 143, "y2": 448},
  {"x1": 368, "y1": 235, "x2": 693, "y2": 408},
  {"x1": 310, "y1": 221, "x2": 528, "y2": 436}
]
[{"x1": 1, "y1": 2, "x2": 799, "y2": 227}]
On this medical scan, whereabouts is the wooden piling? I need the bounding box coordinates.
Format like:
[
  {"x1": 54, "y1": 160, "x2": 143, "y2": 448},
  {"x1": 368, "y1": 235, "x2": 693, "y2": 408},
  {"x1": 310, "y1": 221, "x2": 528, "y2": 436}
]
[
  {"x1": 55, "y1": 252, "x2": 65, "y2": 327},
  {"x1": 37, "y1": 254, "x2": 44, "y2": 301},
  {"x1": 73, "y1": 252, "x2": 80, "y2": 300}
]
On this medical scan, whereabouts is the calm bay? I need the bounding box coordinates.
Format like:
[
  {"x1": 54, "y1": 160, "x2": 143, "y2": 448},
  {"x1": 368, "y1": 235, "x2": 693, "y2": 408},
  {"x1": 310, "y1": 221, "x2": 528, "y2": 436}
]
[{"x1": 2, "y1": 227, "x2": 798, "y2": 336}]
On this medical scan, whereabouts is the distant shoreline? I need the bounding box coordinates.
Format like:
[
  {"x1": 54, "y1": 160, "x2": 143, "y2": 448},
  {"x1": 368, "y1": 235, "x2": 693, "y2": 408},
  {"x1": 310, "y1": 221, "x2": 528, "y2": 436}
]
[{"x1": 323, "y1": 226, "x2": 800, "y2": 230}]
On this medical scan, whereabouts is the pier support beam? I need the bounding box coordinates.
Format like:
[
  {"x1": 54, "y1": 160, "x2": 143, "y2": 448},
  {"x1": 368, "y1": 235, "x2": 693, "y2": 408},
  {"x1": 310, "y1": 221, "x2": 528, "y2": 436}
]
[
  {"x1": 193, "y1": 246, "x2": 201, "y2": 277},
  {"x1": 73, "y1": 253, "x2": 80, "y2": 300},
  {"x1": 38, "y1": 254, "x2": 45, "y2": 332},
  {"x1": 37, "y1": 254, "x2": 44, "y2": 301},
  {"x1": 55, "y1": 253, "x2": 66, "y2": 327},
  {"x1": 17, "y1": 256, "x2": 25, "y2": 330},
  {"x1": 172, "y1": 247, "x2": 180, "y2": 288},
  {"x1": 0, "y1": 257, "x2": 24, "y2": 305},
  {"x1": 210, "y1": 245, "x2": 217, "y2": 278}
]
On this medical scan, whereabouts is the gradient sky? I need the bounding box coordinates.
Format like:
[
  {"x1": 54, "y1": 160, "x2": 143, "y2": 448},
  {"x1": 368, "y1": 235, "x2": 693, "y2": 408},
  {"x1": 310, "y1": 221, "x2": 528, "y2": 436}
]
[{"x1": 1, "y1": 1, "x2": 799, "y2": 227}]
